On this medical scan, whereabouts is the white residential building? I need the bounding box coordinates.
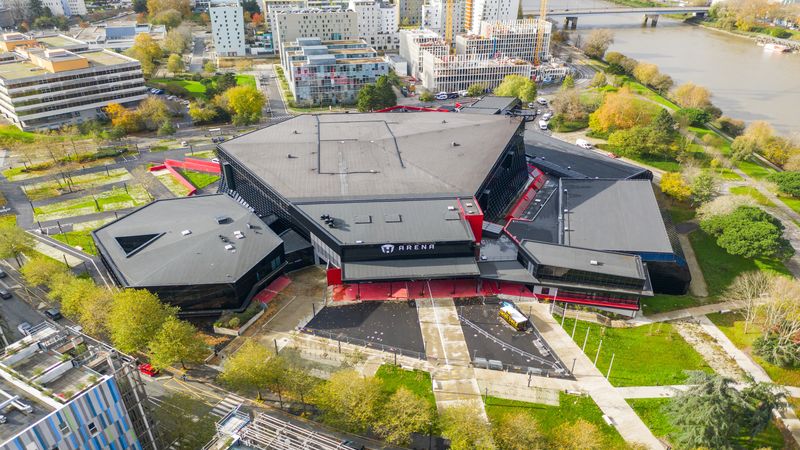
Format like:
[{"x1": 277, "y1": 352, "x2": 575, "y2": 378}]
[
  {"x1": 422, "y1": 0, "x2": 465, "y2": 41},
  {"x1": 420, "y1": 51, "x2": 533, "y2": 92},
  {"x1": 42, "y1": 0, "x2": 87, "y2": 16},
  {"x1": 349, "y1": 0, "x2": 399, "y2": 51},
  {"x1": 273, "y1": 8, "x2": 357, "y2": 45},
  {"x1": 262, "y1": 0, "x2": 307, "y2": 31},
  {"x1": 455, "y1": 19, "x2": 550, "y2": 62},
  {"x1": 210, "y1": 0, "x2": 246, "y2": 57},
  {"x1": 399, "y1": 28, "x2": 447, "y2": 78},
  {"x1": 464, "y1": 0, "x2": 518, "y2": 34},
  {"x1": 397, "y1": 0, "x2": 423, "y2": 26}
]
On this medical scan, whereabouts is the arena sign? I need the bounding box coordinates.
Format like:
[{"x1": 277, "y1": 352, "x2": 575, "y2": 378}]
[{"x1": 381, "y1": 243, "x2": 436, "y2": 254}]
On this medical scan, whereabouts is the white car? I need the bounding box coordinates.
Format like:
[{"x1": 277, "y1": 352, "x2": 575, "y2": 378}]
[
  {"x1": 538, "y1": 120, "x2": 549, "y2": 131},
  {"x1": 434, "y1": 93, "x2": 449, "y2": 100},
  {"x1": 576, "y1": 139, "x2": 593, "y2": 149},
  {"x1": 180, "y1": 141, "x2": 188, "y2": 147},
  {"x1": 537, "y1": 97, "x2": 548, "y2": 105},
  {"x1": 458, "y1": 90, "x2": 469, "y2": 97},
  {"x1": 542, "y1": 112, "x2": 553, "y2": 120}
]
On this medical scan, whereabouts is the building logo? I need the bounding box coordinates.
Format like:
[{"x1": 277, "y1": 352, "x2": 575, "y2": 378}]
[
  {"x1": 380, "y1": 243, "x2": 435, "y2": 254},
  {"x1": 381, "y1": 244, "x2": 395, "y2": 254}
]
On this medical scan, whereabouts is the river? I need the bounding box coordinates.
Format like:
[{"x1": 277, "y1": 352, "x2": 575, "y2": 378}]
[{"x1": 522, "y1": 0, "x2": 800, "y2": 136}]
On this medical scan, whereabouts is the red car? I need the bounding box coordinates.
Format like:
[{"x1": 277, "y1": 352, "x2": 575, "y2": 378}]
[{"x1": 138, "y1": 363, "x2": 159, "y2": 377}]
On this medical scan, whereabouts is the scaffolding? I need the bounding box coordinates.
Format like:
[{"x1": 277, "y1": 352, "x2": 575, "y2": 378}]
[
  {"x1": 421, "y1": 51, "x2": 533, "y2": 93},
  {"x1": 239, "y1": 413, "x2": 355, "y2": 450},
  {"x1": 456, "y1": 19, "x2": 551, "y2": 62}
]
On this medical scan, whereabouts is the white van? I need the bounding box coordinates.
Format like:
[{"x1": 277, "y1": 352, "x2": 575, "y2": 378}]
[
  {"x1": 538, "y1": 120, "x2": 549, "y2": 131},
  {"x1": 576, "y1": 139, "x2": 593, "y2": 149}
]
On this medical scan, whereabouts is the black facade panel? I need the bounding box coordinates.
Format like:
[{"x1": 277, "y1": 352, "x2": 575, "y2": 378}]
[
  {"x1": 341, "y1": 241, "x2": 475, "y2": 262},
  {"x1": 647, "y1": 261, "x2": 691, "y2": 295},
  {"x1": 476, "y1": 133, "x2": 528, "y2": 221}
]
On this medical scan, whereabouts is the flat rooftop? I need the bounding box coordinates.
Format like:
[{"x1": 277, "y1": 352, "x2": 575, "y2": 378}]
[
  {"x1": 93, "y1": 194, "x2": 283, "y2": 287},
  {"x1": 561, "y1": 178, "x2": 674, "y2": 254},
  {"x1": 0, "y1": 378, "x2": 53, "y2": 444},
  {"x1": 36, "y1": 34, "x2": 85, "y2": 49},
  {"x1": 0, "y1": 49, "x2": 133, "y2": 81},
  {"x1": 521, "y1": 240, "x2": 646, "y2": 281},
  {"x1": 295, "y1": 198, "x2": 475, "y2": 245},
  {"x1": 219, "y1": 113, "x2": 522, "y2": 201}
]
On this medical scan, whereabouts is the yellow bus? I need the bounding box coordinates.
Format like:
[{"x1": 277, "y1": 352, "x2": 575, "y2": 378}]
[{"x1": 499, "y1": 302, "x2": 529, "y2": 331}]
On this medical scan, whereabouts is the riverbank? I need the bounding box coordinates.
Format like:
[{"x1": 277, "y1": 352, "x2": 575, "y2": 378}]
[{"x1": 695, "y1": 19, "x2": 800, "y2": 47}]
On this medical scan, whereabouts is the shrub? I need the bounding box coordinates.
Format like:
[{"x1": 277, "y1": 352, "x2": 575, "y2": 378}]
[
  {"x1": 675, "y1": 108, "x2": 711, "y2": 127},
  {"x1": 700, "y1": 206, "x2": 791, "y2": 259},
  {"x1": 767, "y1": 171, "x2": 800, "y2": 197},
  {"x1": 713, "y1": 116, "x2": 745, "y2": 137},
  {"x1": 769, "y1": 28, "x2": 792, "y2": 39},
  {"x1": 227, "y1": 317, "x2": 241, "y2": 329},
  {"x1": 754, "y1": 334, "x2": 800, "y2": 367}
]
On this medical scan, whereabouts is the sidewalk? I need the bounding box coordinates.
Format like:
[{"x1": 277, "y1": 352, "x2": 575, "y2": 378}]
[
  {"x1": 629, "y1": 300, "x2": 745, "y2": 326},
  {"x1": 529, "y1": 303, "x2": 664, "y2": 449}
]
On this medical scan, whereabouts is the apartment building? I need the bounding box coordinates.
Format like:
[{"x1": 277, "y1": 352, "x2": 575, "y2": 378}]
[
  {"x1": 273, "y1": 8, "x2": 357, "y2": 45},
  {"x1": 397, "y1": 0, "x2": 423, "y2": 25},
  {"x1": 0, "y1": 323, "x2": 158, "y2": 450},
  {"x1": 398, "y1": 28, "x2": 447, "y2": 78},
  {"x1": 421, "y1": 51, "x2": 533, "y2": 92},
  {"x1": 71, "y1": 22, "x2": 167, "y2": 51},
  {"x1": 422, "y1": 0, "x2": 465, "y2": 40},
  {"x1": 42, "y1": 0, "x2": 87, "y2": 16},
  {"x1": 464, "y1": 0, "x2": 518, "y2": 34},
  {"x1": 262, "y1": 0, "x2": 307, "y2": 31},
  {"x1": 349, "y1": 0, "x2": 398, "y2": 50},
  {"x1": 0, "y1": 33, "x2": 147, "y2": 130},
  {"x1": 280, "y1": 37, "x2": 388, "y2": 105},
  {"x1": 455, "y1": 19, "x2": 551, "y2": 62},
  {"x1": 210, "y1": 0, "x2": 246, "y2": 56}
]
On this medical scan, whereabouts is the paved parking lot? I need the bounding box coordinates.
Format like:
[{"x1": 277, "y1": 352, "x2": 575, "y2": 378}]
[
  {"x1": 456, "y1": 299, "x2": 566, "y2": 375},
  {"x1": 305, "y1": 302, "x2": 425, "y2": 356}
]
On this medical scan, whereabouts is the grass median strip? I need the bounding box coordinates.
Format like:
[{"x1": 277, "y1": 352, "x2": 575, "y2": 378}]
[
  {"x1": 33, "y1": 184, "x2": 151, "y2": 222},
  {"x1": 23, "y1": 168, "x2": 132, "y2": 201},
  {"x1": 155, "y1": 172, "x2": 192, "y2": 197}
]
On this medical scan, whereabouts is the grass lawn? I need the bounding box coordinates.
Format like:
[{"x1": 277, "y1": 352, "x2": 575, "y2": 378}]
[
  {"x1": 0, "y1": 214, "x2": 16, "y2": 226},
  {"x1": 627, "y1": 398, "x2": 785, "y2": 449},
  {"x1": 715, "y1": 168, "x2": 743, "y2": 181},
  {"x1": 729, "y1": 186, "x2": 776, "y2": 207},
  {"x1": 23, "y1": 168, "x2": 132, "y2": 201},
  {"x1": 551, "y1": 115, "x2": 589, "y2": 132},
  {"x1": 51, "y1": 230, "x2": 97, "y2": 255},
  {"x1": 642, "y1": 293, "x2": 705, "y2": 316},
  {"x1": 236, "y1": 74, "x2": 256, "y2": 88},
  {"x1": 560, "y1": 317, "x2": 712, "y2": 386},
  {"x1": 150, "y1": 75, "x2": 257, "y2": 100},
  {"x1": 689, "y1": 230, "x2": 790, "y2": 297},
  {"x1": 666, "y1": 204, "x2": 696, "y2": 224},
  {"x1": 374, "y1": 365, "x2": 436, "y2": 411},
  {"x1": 737, "y1": 158, "x2": 776, "y2": 180},
  {"x1": 180, "y1": 170, "x2": 220, "y2": 189},
  {"x1": 186, "y1": 150, "x2": 216, "y2": 160},
  {"x1": 777, "y1": 195, "x2": 800, "y2": 215},
  {"x1": 624, "y1": 80, "x2": 679, "y2": 111},
  {"x1": 627, "y1": 154, "x2": 682, "y2": 172},
  {"x1": 708, "y1": 312, "x2": 800, "y2": 387},
  {"x1": 33, "y1": 184, "x2": 151, "y2": 222},
  {"x1": 485, "y1": 393, "x2": 626, "y2": 448},
  {"x1": 156, "y1": 172, "x2": 191, "y2": 197}
]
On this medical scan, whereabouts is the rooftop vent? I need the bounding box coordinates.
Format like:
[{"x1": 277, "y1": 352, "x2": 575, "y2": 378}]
[
  {"x1": 355, "y1": 240, "x2": 363, "y2": 244},
  {"x1": 442, "y1": 120, "x2": 447, "y2": 124},
  {"x1": 563, "y1": 209, "x2": 568, "y2": 213},
  {"x1": 293, "y1": 130, "x2": 299, "y2": 134},
  {"x1": 590, "y1": 260, "x2": 599, "y2": 265},
  {"x1": 215, "y1": 215, "x2": 231, "y2": 224},
  {"x1": 354, "y1": 215, "x2": 372, "y2": 224},
  {"x1": 288, "y1": 154, "x2": 297, "y2": 158},
  {"x1": 451, "y1": 142, "x2": 460, "y2": 147},
  {"x1": 181, "y1": 229, "x2": 192, "y2": 236},
  {"x1": 234, "y1": 230, "x2": 245, "y2": 239},
  {"x1": 224, "y1": 244, "x2": 234, "y2": 251},
  {"x1": 115, "y1": 233, "x2": 164, "y2": 257},
  {"x1": 384, "y1": 213, "x2": 402, "y2": 223},
  {"x1": 447, "y1": 206, "x2": 456, "y2": 211}
]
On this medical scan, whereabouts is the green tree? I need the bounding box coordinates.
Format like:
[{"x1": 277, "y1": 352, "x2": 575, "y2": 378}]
[
  {"x1": 0, "y1": 223, "x2": 34, "y2": 267},
  {"x1": 492, "y1": 412, "x2": 546, "y2": 450},
  {"x1": 217, "y1": 85, "x2": 265, "y2": 125},
  {"x1": 667, "y1": 372, "x2": 784, "y2": 449},
  {"x1": 375, "y1": 387, "x2": 434, "y2": 446},
  {"x1": 136, "y1": 96, "x2": 171, "y2": 131},
  {"x1": 149, "y1": 317, "x2": 208, "y2": 369},
  {"x1": 466, "y1": 83, "x2": 485, "y2": 97},
  {"x1": 125, "y1": 33, "x2": 162, "y2": 76},
  {"x1": 561, "y1": 74, "x2": 575, "y2": 89},
  {"x1": 20, "y1": 255, "x2": 68, "y2": 287},
  {"x1": 440, "y1": 405, "x2": 495, "y2": 450},
  {"x1": 660, "y1": 172, "x2": 692, "y2": 202},
  {"x1": 589, "y1": 71, "x2": 606, "y2": 88},
  {"x1": 152, "y1": 9, "x2": 182, "y2": 28},
  {"x1": 157, "y1": 120, "x2": 176, "y2": 136},
  {"x1": 494, "y1": 75, "x2": 536, "y2": 103},
  {"x1": 108, "y1": 289, "x2": 177, "y2": 353},
  {"x1": 312, "y1": 369, "x2": 383, "y2": 434},
  {"x1": 219, "y1": 340, "x2": 271, "y2": 399},
  {"x1": 768, "y1": 171, "x2": 800, "y2": 197},
  {"x1": 690, "y1": 172, "x2": 718, "y2": 204},
  {"x1": 163, "y1": 25, "x2": 191, "y2": 54},
  {"x1": 357, "y1": 75, "x2": 396, "y2": 112},
  {"x1": 652, "y1": 109, "x2": 676, "y2": 136},
  {"x1": 284, "y1": 365, "x2": 321, "y2": 411},
  {"x1": 730, "y1": 135, "x2": 758, "y2": 162},
  {"x1": 553, "y1": 419, "x2": 605, "y2": 450},
  {"x1": 203, "y1": 61, "x2": 216, "y2": 74},
  {"x1": 419, "y1": 90, "x2": 434, "y2": 102},
  {"x1": 166, "y1": 53, "x2": 184, "y2": 74},
  {"x1": 133, "y1": 0, "x2": 148, "y2": 13},
  {"x1": 582, "y1": 29, "x2": 614, "y2": 59},
  {"x1": 701, "y1": 206, "x2": 791, "y2": 259},
  {"x1": 357, "y1": 84, "x2": 379, "y2": 112}
]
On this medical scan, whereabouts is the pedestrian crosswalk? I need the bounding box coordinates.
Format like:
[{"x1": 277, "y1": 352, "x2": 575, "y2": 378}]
[{"x1": 209, "y1": 394, "x2": 247, "y2": 418}]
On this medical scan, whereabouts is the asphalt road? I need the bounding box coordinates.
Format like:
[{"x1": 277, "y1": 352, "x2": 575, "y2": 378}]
[
  {"x1": 0, "y1": 260, "x2": 57, "y2": 342},
  {"x1": 189, "y1": 35, "x2": 206, "y2": 73}
]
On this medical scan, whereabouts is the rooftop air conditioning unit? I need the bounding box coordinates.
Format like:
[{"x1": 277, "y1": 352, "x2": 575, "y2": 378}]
[
  {"x1": 225, "y1": 244, "x2": 234, "y2": 250},
  {"x1": 590, "y1": 260, "x2": 599, "y2": 265},
  {"x1": 181, "y1": 230, "x2": 191, "y2": 236},
  {"x1": 447, "y1": 206, "x2": 455, "y2": 211}
]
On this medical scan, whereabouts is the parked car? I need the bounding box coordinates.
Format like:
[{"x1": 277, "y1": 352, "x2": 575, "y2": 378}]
[
  {"x1": 527, "y1": 102, "x2": 535, "y2": 109},
  {"x1": 44, "y1": 308, "x2": 62, "y2": 320},
  {"x1": 0, "y1": 268, "x2": 6, "y2": 278},
  {"x1": 0, "y1": 288, "x2": 11, "y2": 300},
  {"x1": 542, "y1": 112, "x2": 553, "y2": 120},
  {"x1": 576, "y1": 139, "x2": 593, "y2": 149},
  {"x1": 211, "y1": 158, "x2": 219, "y2": 163},
  {"x1": 447, "y1": 92, "x2": 459, "y2": 99},
  {"x1": 17, "y1": 322, "x2": 31, "y2": 335},
  {"x1": 180, "y1": 141, "x2": 188, "y2": 147},
  {"x1": 537, "y1": 97, "x2": 548, "y2": 105},
  {"x1": 138, "y1": 363, "x2": 159, "y2": 377},
  {"x1": 434, "y1": 93, "x2": 448, "y2": 100},
  {"x1": 538, "y1": 120, "x2": 549, "y2": 131},
  {"x1": 458, "y1": 90, "x2": 468, "y2": 97},
  {"x1": 340, "y1": 441, "x2": 364, "y2": 450}
]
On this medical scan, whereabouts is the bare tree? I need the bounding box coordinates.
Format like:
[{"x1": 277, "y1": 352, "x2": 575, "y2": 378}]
[
  {"x1": 761, "y1": 278, "x2": 800, "y2": 356},
  {"x1": 725, "y1": 271, "x2": 773, "y2": 333}
]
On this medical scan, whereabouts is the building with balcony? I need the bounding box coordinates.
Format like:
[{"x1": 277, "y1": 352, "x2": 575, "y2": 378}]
[
  {"x1": 272, "y1": 8, "x2": 357, "y2": 46},
  {"x1": 463, "y1": 0, "x2": 518, "y2": 34},
  {"x1": 280, "y1": 37, "x2": 388, "y2": 106},
  {"x1": 210, "y1": 0, "x2": 246, "y2": 56},
  {"x1": 398, "y1": 28, "x2": 447, "y2": 78},
  {"x1": 0, "y1": 323, "x2": 158, "y2": 450},
  {"x1": 349, "y1": 0, "x2": 399, "y2": 51},
  {"x1": 456, "y1": 19, "x2": 550, "y2": 62},
  {"x1": 420, "y1": 51, "x2": 533, "y2": 93},
  {"x1": 0, "y1": 33, "x2": 146, "y2": 130},
  {"x1": 42, "y1": 0, "x2": 87, "y2": 16},
  {"x1": 397, "y1": 0, "x2": 423, "y2": 26}
]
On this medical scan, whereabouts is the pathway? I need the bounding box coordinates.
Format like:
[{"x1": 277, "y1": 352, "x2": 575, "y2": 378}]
[
  {"x1": 629, "y1": 299, "x2": 745, "y2": 326},
  {"x1": 415, "y1": 297, "x2": 486, "y2": 417},
  {"x1": 677, "y1": 233, "x2": 709, "y2": 297},
  {"x1": 528, "y1": 303, "x2": 664, "y2": 449}
]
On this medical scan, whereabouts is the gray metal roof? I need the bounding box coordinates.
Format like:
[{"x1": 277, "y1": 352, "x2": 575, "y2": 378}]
[
  {"x1": 525, "y1": 131, "x2": 649, "y2": 180},
  {"x1": 218, "y1": 113, "x2": 522, "y2": 201},
  {"x1": 463, "y1": 96, "x2": 520, "y2": 114},
  {"x1": 561, "y1": 178, "x2": 674, "y2": 254},
  {"x1": 342, "y1": 257, "x2": 480, "y2": 281},
  {"x1": 93, "y1": 195, "x2": 283, "y2": 287},
  {"x1": 477, "y1": 260, "x2": 538, "y2": 284},
  {"x1": 296, "y1": 198, "x2": 475, "y2": 245},
  {"x1": 520, "y1": 240, "x2": 646, "y2": 281}
]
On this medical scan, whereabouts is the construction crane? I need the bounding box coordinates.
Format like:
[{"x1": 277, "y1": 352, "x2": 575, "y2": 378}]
[
  {"x1": 533, "y1": 0, "x2": 548, "y2": 65},
  {"x1": 444, "y1": 0, "x2": 455, "y2": 49}
]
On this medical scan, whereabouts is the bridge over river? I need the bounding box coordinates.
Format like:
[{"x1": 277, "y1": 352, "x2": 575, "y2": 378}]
[{"x1": 527, "y1": 6, "x2": 710, "y2": 27}]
